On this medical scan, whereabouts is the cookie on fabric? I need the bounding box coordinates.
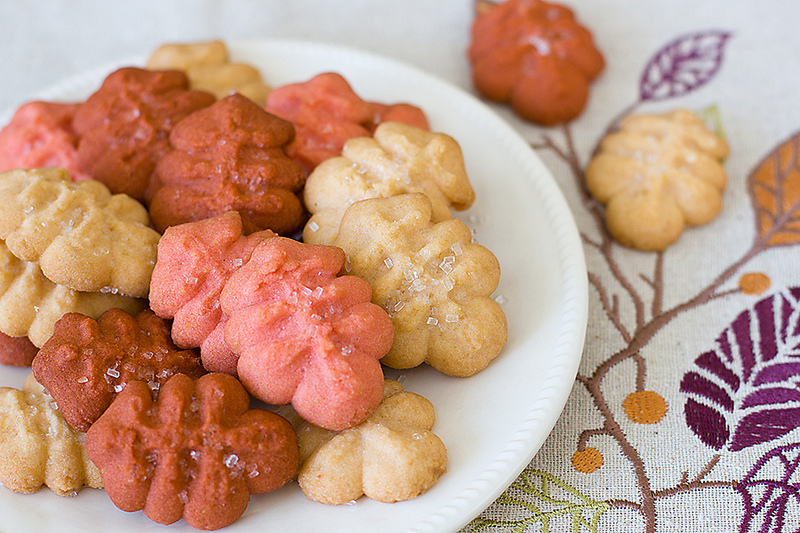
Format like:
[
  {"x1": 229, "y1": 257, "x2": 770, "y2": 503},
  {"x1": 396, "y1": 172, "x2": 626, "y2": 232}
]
[
  {"x1": 0, "y1": 373, "x2": 102, "y2": 496},
  {"x1": 147, "y1": 40, "x2": 272, "y2": 105},
  {"x1": 0, "y1": 238, "x2": 145, "y2": 348},
  {"x1": 585, "y1": 109, "x2": 729, "y2": 251},
  {"x1": 303, "y1": 121, "x2": 475, "y2": 245},
  {"x1": 468, "y1": 0, "x2": 605, "y2": 125},
  {"x1": 85, "y1": 373, "x2": 299, "y2": 531},
  {"x1": 290, "y1": 379, "x2": 446, "y2": 505},
  {"x1": 32, "y1": 308, "x2": 205, "y2": 432},
  {"x1": 333, "y1": 193, "x2": 507, "y2": 377},
  {"x1": 0, "y1": 167, "x2": 160, "y2": 298}
]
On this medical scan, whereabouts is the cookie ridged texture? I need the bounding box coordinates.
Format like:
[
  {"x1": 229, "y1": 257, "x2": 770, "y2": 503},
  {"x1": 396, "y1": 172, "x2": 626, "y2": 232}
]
[
  {"x1": 295, "y1": 379, "x2": 447, "y2": 504},
  {"x1": 0, "y1": 237, "x2": 145, "y2": 347},
  {"x1": 585, "y1": 109, "x2": 730, "y2": 251},
  {"x1": 72, "y1": 67, "x2": 216, "y2": 203},
  {"x1": 148, "y1": 211, "x2": 276, "y2": 374},
  {"x1": 302, "y1": 121, "x2": 474, "y2": 245},
  {"x1": 148, "y1": 93, "x2": 306, "y2": 235},
  {"x1": 221, "y1": 236, "x2": 393, "y2": 431},
  {"x1": 0, "y1": 167, "x2": 160, "y2": 298},
  {"x1": 32, "y1": 308, "x2": 205, "y2": 432},
  {"x1": 0, "y1": 374, "x2": 102, "y2": 496},
  {"x1": 85, "y1": 373, "x2": 299, "y2": 531},
  {"x1": 266, "y1": 72, "x2": 430, "y2": 175},
  {"x1": 333, "y1": 193, "x2": 507, "y2": 377}
]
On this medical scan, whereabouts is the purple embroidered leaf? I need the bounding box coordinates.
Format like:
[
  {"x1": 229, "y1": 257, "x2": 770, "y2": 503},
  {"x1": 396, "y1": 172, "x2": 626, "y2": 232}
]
[
  {"x1": 730, "y1": 408, "x2": 800, "y2": 452},
  {"x1": 680, "y1": 371, "x2": 733, "y2": 411},
  {"x1": 639, "y1": 31, "x2": 731, "y2": 101},
  {"x1": 741, "y1": 387, "x2": 800, "y2": 409},
  {"x1": 737, "y1": 443, "x2": 800, "y2": 532},
  {"x1": 681, "y1": 288, "x2": 800, "y2": 451},
  {"x1": 753, "y1": 362, "x2": 800, "y2": 386},
  {"x1": 683, "y1": 398, "x2": 729, "y2": 450}
]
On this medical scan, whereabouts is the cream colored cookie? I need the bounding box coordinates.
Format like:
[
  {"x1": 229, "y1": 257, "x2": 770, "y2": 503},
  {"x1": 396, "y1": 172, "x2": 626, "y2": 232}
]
[
  {"x1": 292, "y1": 379, "x2": 446, "y2": 505},
  {"x1": 0, "y1": 238, "x2": 145, "y2": 347},
  {"x1": 147, "y1": 40, "x2": 272, "y2": 105},
  {"x1": 585, "y1": 109, "x2": 729, "y2": 251},
  {"x1": 0, "y1": 374, "x2": 102, "y2": 495},
  {"x1": 303, "y1": 121, "x2": 475, "y2": 245},
  {"x1": 333, "y1": 193, "x2": 507, "y2": 377},
  {"x1": 0, "y1": 167, "x2": 160, "y2": 298}
]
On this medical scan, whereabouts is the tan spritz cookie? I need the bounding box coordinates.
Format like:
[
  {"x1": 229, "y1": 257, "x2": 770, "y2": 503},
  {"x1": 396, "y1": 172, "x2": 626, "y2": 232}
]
[
  {"x1": 0, "y1": 238, "x2": 144, "y2": 347},
  {"x1": 0, "y1": 373, "x2": 102, "y2": 496},
  {"x1": 585, "y1": 109, "x2": 729, "y2": 251},
  {"x1": 302, "y1": 121, "x2": 475, "y2": 245},
  {"x1": 333, "y1": 193, "x2": 507, "y2": 377},
  {"x1": 147, "y1": 40, "x2": 272, "y2": 105},
  {"x1": 291, "y1": 379, "x2": 446, "y2": 505},
  {"x1": 0, "y1": 167, "x2": 161, "y2": 298}
]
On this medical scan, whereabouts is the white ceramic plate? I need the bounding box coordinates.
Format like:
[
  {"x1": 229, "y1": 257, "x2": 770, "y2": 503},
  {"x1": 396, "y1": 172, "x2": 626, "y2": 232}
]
[{"x1": 0, "y1": 40, "x2": 588, "y2": 533}]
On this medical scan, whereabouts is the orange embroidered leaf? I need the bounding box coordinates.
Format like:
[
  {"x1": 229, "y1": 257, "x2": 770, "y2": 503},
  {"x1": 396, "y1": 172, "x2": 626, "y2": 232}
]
[{"x1": 749, "y1": 130, "x2": 800, "y2": 246}]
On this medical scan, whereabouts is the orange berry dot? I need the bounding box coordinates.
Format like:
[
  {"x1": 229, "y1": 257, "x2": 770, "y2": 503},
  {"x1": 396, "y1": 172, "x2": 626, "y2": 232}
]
[
  {"x1": 571, "y1": 447, "x2": 603, "y2": 473},
  {"x1": 739, "y1": 272, "x2": 770, "y2": 295},
  {"x1": 623, "y1": 390, "x2": 667, "y2": 424}
]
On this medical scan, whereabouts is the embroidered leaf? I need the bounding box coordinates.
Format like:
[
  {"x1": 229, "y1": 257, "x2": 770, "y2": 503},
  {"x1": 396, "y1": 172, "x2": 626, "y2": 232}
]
[
  {"x1": 749, "y1": 130, "x2": 800, "y2": 247},
  {"x1": 468, "y1": 469, "x2": 610, "y2": 533},
  {"x1": 639, "y1": 30, "x2": 731, "y2": 101},
  {"x1": 737, "y1": 443, "x2": 800, "y2": 533},
  {"x1": 681, "y1": 288, "x2": 800, "y2": 451}
]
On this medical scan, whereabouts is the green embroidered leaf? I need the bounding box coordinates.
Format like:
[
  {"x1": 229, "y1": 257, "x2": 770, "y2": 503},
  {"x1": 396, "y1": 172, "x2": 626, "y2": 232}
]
[{"x1": 467, "y1": 469, "x2": 610, "y2": 533}]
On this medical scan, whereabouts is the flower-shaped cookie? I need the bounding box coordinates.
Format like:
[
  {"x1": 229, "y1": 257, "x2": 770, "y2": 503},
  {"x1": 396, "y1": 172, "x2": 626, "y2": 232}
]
[
  {"x1": 0, "y1": 373, "x2": 102, "y2": 495},
  {"x1": 265, "y1": 72, "x2": 430, "y2": 174},
  {"x1": 73, "y1": 67, "x2": 215, "y2": 202},
  {"x1": 148, "y1": 211, "x2": 275, "y2": 374},
  {"x1": 468, "y1": 0, "x2": 605, "y2": 125},
  {"x1": 0, "y1": 101, "x2": 91, "y2": 181},
  {"x1": 146, "y1": 40, "x2": 272, "y2": 105},
  {"x1": 85, "y1": 373, "x2": 299, "y2": 531},
  {"x1": 0, "y1": 167, "x2": 161, "y2": 298},
  {"x1": 0, "y1": 238, "x2": 145, "y2": 347},
  {"x1": 148, "y1": 93, "x2": 306, "y2": 235},
  {"x1": 222, "y1": 237, "x2": 394, "y2": 431},
  {"x1": 333, "y1": 193, "x2": 507, "y2": 377},
  {"x1": 303, "y1": 121, "x2": 475, "y2": 245},
  {"x1": 32, "y1": 308, "x2": 205, "y2": 432},
  {"x1": 292, "y1": 379, "x2": 447, "y2": 504},
  {"x1": 585, "y1": 109, "x2": 730, "y2": 251}
]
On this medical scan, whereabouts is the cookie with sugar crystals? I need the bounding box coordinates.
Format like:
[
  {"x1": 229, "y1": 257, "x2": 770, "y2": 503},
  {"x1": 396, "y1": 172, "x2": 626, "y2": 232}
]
[
  {"x1": 303, "y1": 121, "x2": 474, "y2": 245},
  {"x1": 289, "y1": 379, "x2": 447, "y2": 505},
  {"x1": 585, "y1": 109, "x2": 729, "y2": 251},
  {"x1": 0, "y1": 373, "x2": 102, "y2": 496},
  {"x1": 333, "y1": 193, "x2": 507, "y2": 377},
  {"x1": 0, "y1": 167, "x2": 160, "y2": 298},
  {"x1": 0, "y1": 237, "x2": 145, "y2": 348},
  {"x1": 32, "y1": 308, "x2": 205, "y2": 432},
  {"x1": 85, "y1": 373, "x2": 299, "y2": 530}
]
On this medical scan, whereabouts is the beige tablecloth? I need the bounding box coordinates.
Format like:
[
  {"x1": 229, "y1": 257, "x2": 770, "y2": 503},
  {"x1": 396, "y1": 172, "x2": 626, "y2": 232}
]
[{"x1": 2, "y1": 1, "x2": 800, "y2": 532}]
